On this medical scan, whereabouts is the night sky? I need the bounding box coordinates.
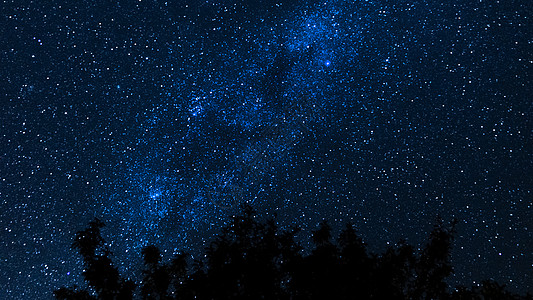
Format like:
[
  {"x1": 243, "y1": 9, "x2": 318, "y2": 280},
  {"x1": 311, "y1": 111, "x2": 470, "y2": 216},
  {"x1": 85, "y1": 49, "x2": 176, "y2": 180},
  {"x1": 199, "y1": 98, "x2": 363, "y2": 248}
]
[{"x1": 1, "y1": 0, "x2": 532, "y2": 298}]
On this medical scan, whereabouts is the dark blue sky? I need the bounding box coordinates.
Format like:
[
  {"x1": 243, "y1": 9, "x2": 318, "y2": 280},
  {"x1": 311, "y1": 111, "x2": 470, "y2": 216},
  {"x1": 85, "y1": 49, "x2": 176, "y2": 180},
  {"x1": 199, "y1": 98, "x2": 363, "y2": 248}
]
[{"x1": 1, "y1": 0, "x2": 531, "y2": 298}]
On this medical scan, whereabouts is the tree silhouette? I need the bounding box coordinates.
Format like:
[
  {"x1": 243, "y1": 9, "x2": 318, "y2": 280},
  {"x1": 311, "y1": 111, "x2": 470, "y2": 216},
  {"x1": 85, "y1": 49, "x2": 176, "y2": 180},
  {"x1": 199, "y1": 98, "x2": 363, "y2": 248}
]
[
  {"x1": 140, "y1": 245, "x2": 171, "y2": 300},
  {"x1": 337, "y1": 223, "x2": 372, "y2": 299},
  {"x1": 199, "y1": 206, "x2": 293, "y2": 299},
  {"x1": 412, "y1": 218, "x2": 457, "y2": 300},
  {"x1": 55, "y1": 206, "x2": 531, "y2": 300},
  {"x1": 54, "y1": 218, "x2": 135, "y2": 300}
]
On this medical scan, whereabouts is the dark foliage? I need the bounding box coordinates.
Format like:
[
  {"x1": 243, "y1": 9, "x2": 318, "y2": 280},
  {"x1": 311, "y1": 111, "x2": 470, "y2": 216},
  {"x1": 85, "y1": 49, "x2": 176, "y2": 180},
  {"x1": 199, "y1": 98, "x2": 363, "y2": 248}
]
[
  {"x1": 56, "y1": 206, "x2": 531, "y2": 300},
  {"x1": 54, "y1": 218, "x2": 135, "y2": 300}
]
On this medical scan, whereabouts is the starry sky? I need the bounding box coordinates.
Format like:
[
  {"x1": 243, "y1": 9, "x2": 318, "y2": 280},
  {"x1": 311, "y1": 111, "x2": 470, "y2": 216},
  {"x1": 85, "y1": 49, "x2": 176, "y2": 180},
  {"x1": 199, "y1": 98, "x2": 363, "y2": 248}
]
[{"x1": 1, "y1": 0, "x2": 532, "y2": 298}]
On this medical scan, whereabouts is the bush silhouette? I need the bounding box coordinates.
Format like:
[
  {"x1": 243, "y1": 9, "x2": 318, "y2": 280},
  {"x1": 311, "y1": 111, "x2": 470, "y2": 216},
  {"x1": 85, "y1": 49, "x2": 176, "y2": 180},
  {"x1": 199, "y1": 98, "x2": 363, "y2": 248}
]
[{"x1": 55, "y1": 205, "x2": 531, "y2": 300}]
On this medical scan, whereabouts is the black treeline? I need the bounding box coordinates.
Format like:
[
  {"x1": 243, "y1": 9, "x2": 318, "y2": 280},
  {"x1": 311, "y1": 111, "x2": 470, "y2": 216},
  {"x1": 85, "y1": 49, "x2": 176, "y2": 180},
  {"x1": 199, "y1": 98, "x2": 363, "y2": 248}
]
[{"x1": 55, "y1": 205, "x2": 530, "y2": 300}]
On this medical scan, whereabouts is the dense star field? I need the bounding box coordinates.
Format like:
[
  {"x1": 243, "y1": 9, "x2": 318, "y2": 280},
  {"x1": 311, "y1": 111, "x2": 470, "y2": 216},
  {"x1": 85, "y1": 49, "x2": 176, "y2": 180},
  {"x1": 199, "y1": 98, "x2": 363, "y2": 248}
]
[{"x1": 1, "y1": 0, "x2": 531, "y2": 298}]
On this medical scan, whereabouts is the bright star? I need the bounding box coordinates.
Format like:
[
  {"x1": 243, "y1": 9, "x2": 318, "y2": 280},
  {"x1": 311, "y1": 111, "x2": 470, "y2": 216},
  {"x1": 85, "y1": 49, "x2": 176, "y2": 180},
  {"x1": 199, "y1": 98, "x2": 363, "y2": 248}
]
[{"x1": 149, "y1": 189, "x2": 162, "y2": 200}]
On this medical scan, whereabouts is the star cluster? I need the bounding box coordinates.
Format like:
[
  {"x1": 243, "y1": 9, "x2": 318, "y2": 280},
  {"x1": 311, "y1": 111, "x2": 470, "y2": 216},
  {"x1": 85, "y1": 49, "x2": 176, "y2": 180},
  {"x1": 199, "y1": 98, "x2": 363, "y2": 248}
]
[{"x1": 1, "y1": 0, "x2": 531, "y2": 298}]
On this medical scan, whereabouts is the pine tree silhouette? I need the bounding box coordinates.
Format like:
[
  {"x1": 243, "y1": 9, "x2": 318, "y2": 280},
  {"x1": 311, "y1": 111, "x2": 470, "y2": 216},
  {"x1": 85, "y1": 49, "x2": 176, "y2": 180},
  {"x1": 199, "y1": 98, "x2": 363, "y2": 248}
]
[
  {"x1": 337, "y1": 223, "x2": 372, "y2": 299},
  {"x1": 412, "y1": 218, "x2": 457, "y2": 300}
]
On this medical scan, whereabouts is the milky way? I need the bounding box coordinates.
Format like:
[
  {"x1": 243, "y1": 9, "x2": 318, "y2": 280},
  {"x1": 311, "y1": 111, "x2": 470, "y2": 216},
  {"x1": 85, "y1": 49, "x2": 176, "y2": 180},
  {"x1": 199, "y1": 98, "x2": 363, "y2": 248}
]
[{"x1": 1, "y1": 1, "x2": 531, "y2": 298}]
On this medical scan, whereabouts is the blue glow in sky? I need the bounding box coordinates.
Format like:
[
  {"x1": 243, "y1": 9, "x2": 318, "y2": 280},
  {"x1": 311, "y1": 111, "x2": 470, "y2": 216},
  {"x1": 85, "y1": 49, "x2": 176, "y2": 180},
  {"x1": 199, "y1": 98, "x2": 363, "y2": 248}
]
[{"x1": 1, "y1": 0, "x2": 531, "y2": 298}]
